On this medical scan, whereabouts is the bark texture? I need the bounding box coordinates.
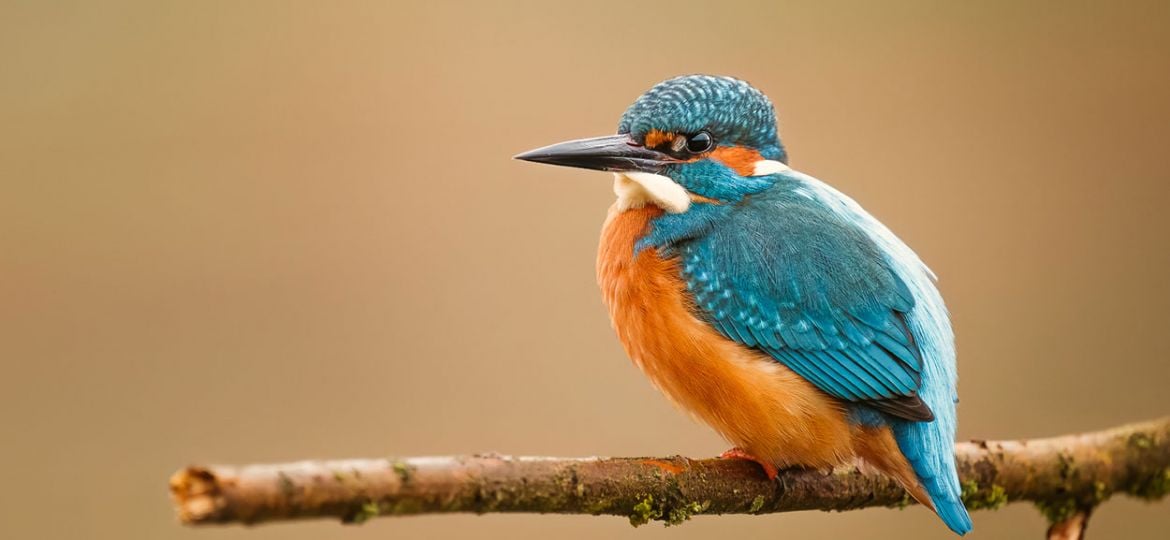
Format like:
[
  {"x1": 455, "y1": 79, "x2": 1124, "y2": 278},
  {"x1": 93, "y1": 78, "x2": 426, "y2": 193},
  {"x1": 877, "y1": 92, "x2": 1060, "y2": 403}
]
[{"x1": 171, "y1": 417, "x2": 1170, "y2": 532}]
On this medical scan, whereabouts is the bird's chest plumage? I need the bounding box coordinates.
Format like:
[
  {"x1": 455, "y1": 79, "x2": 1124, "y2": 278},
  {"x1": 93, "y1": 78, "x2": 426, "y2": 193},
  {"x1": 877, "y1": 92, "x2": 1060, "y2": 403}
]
[{"x1": 595, "y1": 205, "x2": 855, "y2": 468}]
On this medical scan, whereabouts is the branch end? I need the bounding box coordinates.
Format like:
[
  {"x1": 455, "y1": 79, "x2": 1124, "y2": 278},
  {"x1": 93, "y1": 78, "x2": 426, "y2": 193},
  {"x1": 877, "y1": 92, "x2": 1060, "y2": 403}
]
[{"x1": 170, "y1": 466, "x2": 228, "y2": 524}]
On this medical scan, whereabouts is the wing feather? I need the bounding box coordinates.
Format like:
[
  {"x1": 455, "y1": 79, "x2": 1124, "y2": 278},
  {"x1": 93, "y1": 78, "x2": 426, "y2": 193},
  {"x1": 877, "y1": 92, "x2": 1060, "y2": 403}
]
[{"x1": 676, "y1": 177, "x2": 932, "y2": 421}]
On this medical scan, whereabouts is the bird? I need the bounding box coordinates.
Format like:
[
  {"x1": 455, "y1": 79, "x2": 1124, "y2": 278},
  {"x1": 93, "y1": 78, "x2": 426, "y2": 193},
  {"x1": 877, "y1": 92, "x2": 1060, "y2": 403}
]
[{"x1": 514, "y1": 75, "x2": 971, "y2": 535}]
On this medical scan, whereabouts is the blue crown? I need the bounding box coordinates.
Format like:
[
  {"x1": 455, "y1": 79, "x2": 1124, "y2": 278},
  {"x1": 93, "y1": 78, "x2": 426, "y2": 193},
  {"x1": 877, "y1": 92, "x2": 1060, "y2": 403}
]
[{"x1": 618, "y1": 75, "x2": 786, "y2": 162}]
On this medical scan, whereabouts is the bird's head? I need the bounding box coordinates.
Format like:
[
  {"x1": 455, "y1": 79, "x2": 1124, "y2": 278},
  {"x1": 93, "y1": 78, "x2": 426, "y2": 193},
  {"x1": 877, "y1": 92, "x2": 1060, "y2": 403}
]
[{"x1": 516, "y1": 75, "x2": 789, "y2": 213}]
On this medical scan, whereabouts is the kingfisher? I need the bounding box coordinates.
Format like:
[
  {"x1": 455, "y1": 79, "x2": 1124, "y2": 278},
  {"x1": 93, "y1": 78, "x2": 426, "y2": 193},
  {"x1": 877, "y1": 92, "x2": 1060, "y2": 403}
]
[{"x1": 515, "y1": 75, "x2": 971, "y2": 535}]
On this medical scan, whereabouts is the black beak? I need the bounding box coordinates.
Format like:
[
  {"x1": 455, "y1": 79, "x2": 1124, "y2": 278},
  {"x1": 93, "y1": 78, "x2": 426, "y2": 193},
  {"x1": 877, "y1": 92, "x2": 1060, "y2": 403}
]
[{"x1": 514, "y1": 134, "x2": 675, "y2": 173}]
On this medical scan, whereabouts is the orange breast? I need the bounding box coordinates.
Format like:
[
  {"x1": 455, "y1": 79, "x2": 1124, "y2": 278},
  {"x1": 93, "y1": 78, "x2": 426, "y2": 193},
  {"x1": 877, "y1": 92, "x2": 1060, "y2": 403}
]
[{"x1": 595, "y1": 206, "x2": 856, "y2": 469}]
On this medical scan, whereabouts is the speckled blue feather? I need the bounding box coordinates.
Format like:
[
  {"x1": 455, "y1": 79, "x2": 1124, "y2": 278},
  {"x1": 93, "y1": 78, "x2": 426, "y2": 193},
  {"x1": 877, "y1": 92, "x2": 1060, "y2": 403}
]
[
  {"x1": 619, "y1": 75, "x2": 787, "y2": 163},
  {"x1": 640, "y1": 169, "x2": 925, "y2": 402}
]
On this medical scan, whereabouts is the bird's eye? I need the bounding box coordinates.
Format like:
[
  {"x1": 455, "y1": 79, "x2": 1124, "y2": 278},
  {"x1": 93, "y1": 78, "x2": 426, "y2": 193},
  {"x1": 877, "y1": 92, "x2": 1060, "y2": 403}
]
[{"x1": 686, "y1": 131, "x2": 714, "y2": 153}]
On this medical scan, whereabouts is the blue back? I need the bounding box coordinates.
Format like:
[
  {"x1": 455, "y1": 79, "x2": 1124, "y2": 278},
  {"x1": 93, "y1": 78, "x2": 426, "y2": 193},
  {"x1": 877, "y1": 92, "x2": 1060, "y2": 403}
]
[{"x1": 639, "y1": 169, "x2": 972, "y2": 534}]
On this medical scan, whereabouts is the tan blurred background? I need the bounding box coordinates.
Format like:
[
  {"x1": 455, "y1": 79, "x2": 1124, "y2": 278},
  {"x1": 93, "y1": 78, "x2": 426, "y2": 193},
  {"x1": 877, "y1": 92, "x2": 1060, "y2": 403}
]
[{"x1": 3, "y1": 1, "x2": 1169, "y2": 538}]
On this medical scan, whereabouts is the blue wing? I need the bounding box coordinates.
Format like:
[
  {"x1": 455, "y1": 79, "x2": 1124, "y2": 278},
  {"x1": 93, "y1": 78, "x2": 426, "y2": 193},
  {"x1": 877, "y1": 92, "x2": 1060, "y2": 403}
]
[{"x1": 671, "y1": 177, "x2": 933, "y2": 421}]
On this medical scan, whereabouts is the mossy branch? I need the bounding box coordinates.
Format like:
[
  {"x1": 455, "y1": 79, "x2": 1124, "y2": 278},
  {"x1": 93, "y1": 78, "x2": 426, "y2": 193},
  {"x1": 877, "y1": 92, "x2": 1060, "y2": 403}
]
[{"x1": 170, "y1": 417, "x2": 1169, "y2": 535}]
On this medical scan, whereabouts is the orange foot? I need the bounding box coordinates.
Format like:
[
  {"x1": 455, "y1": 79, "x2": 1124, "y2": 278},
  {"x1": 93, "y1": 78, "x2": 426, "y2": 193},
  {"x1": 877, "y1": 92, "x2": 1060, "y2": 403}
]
[{"x1": 719, "y1": 447, "x2": 779, "y2": 480}]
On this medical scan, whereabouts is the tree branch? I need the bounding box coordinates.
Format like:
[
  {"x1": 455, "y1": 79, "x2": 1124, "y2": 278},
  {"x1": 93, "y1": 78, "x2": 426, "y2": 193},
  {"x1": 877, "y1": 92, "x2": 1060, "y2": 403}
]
[{"x1": 171, "y1": 417, "x2": 1170, "y2": 531}]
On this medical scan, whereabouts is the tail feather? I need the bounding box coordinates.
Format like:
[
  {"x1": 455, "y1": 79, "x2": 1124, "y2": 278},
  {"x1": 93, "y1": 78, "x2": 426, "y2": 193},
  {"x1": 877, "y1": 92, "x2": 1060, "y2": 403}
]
[
  {"x1": 893, "y1": 420, "x2": 972, "y2": 535},
  {"x1": 853, "y1": 425, "x2": 934, "y2": 512}
]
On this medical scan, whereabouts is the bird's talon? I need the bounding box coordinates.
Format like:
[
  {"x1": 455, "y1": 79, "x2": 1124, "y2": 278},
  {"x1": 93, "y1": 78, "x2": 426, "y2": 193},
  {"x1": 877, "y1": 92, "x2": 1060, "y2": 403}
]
[{"x1": 719, "y1": 447, "x2": 779, "y2": 480}]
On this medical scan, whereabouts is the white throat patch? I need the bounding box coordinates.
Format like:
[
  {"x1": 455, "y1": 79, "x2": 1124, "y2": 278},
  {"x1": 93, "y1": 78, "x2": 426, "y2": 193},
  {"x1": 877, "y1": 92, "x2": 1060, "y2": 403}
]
[
  {"x1": 612, "y1": 160, "x2": 791, "y2": 213},
  {"x1": 613, "y1": 172, "x2": 691, "y2": 214}
]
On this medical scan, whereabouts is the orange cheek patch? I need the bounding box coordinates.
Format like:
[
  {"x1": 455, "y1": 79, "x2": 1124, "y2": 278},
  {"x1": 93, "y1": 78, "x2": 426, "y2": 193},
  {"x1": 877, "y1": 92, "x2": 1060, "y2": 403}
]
[
  {"x1": 643, "y1": 129, "x2": 675, "y2": 149},
  {"x1": 709, "y1": 146, "x2": 763, "y2": 176}
]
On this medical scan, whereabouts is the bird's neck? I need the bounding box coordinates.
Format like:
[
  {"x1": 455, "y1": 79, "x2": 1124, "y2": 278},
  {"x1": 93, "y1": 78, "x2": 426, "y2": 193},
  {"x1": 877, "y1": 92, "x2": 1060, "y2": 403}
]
[
  {"x1": 635, "y1": 202, "x2": 731, "y2": 254},
  {"x1": 599, "y1": 205, "x2": 660, "y2": 264},
  {"x1": 599, "y1": 199, "x2": 733, "y2": 258}
]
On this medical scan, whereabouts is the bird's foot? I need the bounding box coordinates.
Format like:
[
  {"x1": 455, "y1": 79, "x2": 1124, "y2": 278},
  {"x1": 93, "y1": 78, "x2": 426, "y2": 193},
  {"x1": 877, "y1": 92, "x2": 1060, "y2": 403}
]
[
  {"x1": 853, "y1": 457, "x2": 878, "y2": 477},
  {"x1": 719, "y1": 447, "x2": 779, "y2": 480}
]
